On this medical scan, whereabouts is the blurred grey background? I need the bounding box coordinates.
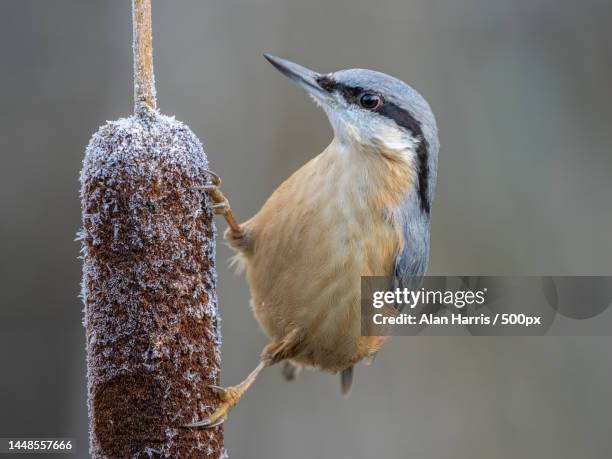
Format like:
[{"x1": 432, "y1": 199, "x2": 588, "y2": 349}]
[{"x1": 1, "y1": 0, "x2": 611, "y2": 458}]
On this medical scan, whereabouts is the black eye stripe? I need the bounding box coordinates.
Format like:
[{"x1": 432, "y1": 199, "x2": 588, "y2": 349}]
[
  {"x1": 317, "y1": 76, "x2": 363, "y2": 103},
  {"x1": 315, "y1": 75, "x2": 430, "y2": 214}
]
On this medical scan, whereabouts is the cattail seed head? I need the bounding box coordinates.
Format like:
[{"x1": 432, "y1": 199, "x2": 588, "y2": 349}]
[{"x1": 80, "y1": 110, "x2": 223, "y2": 457}]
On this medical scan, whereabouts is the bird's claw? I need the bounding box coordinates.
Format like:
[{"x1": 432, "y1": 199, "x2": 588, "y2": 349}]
[
  {"x1": 202, "y1": 169, "x2": 221, "y2": 186},
  {"x1": 211, "y1": 201, "x2": 230, "y2": 215},
  {"x1": 189, "y1": 169, "x2": 221, "y2": 194},
  {"x1": 191, "y1": 185, "x2": 217, "y2": 192},
  {"x1": 184, "y1": 413, "x2": 227, "y2": 428},
  {"x1": 190, "y1": 169, "x2": 243, "y2": 233},
  {"x1": 183, "y1": 385, "x2": 240, "y2": 429},
  {"x1": 190, "y1": 170, "x2": 233, "y2": 215}
]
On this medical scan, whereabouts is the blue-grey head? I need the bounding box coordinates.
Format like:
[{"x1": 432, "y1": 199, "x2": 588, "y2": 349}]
[{"x1": 264, "y1": 54, "x2": 438, "y2": 215}]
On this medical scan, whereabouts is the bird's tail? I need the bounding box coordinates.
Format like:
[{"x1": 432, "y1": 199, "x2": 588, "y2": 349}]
[
  {"x1": 340, "y1": 366, "x2": 354, "y2": 397},
  {"x1": 281, "y1": 361, "x2": 301, "y2": 381}
]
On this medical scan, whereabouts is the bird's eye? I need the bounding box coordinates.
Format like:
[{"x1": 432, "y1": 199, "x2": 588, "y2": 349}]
[{"x1": 359, "y1": 93, "x2": 383, "y2": 110}]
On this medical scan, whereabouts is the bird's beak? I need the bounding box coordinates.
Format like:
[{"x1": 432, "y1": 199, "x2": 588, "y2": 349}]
[{"x1": 264, "y1": 54, "x2": 330, "y2": 102}]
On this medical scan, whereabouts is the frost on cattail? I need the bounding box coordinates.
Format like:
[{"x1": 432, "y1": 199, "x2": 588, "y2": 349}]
[{"x1": 79, "y1": 1, "x2": 224, "y2": 457}]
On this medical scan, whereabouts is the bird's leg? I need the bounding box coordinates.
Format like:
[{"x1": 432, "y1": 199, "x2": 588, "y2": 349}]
[
  {"x1": 192, "y1": 169, "x2": 242, "y2": 235},
  {"x1": 185, "y1": 331, "x2": 300, "y2": 428}
]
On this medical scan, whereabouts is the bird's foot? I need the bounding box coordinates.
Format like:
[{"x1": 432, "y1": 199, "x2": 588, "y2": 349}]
[
  {"x1": 191, "y1": 170, "x2": 227, "y2": 213},
  {"x1": 184, "y1": 385, "x2": 243, "y2": 428},
  {"x1": 191, "y1": 170, "x2": 242, "y2": 233}
]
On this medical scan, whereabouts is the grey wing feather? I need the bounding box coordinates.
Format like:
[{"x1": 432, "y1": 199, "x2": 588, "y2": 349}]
[
  {"x1": 393, "y1": 193, "x2": 431, "y2": 312},
  {"x1": 393, "y1": 100, "x2": 438, "y2": 311}
]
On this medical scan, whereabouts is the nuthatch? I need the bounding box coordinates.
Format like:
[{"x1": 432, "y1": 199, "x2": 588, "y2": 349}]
[{"x1": 188, "y1": 54, "x2": 439, "y2": 427}]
